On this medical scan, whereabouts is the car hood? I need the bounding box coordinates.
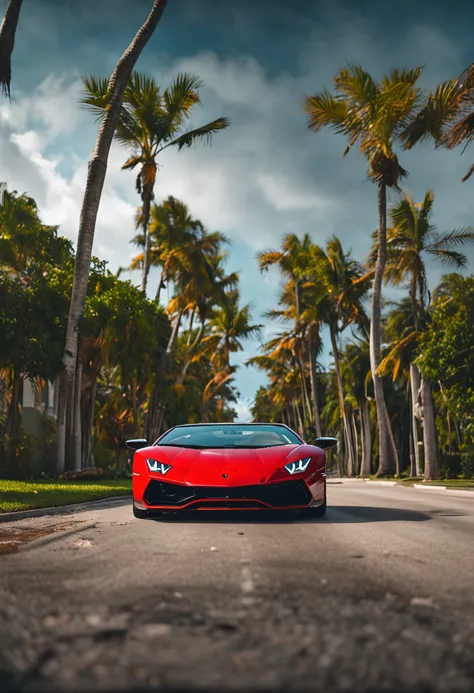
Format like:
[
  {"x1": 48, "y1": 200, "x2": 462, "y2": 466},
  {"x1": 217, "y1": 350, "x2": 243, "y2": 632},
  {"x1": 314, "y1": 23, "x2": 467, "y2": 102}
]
[{"x1": 145, "y1": 444, "x2": 304, "y2": 486}]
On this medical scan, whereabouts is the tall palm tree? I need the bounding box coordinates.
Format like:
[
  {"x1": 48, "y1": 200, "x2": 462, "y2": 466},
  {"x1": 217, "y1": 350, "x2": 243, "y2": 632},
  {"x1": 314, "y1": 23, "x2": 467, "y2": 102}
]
[
  {"x1": 303, "y1": 235, "x2": 371, "y2": 476},
  {"x1": 304, "y1": 63, "x2": 423, "y2": 476},
  {"x1": 0, "y1": 0, "x2": 23, "y2": 99},
  {"x1": 378, "y1": 299, "x2": 419, "y2": 475},
  {"x1": 57, "y1": 0, "x2": 168, "y2": 474},
  {"x1": 82, "y1": 72, "x2": 229, "y2": 292},
  {"x1": 380, "y1": 189, "x2": 474, "y2": 480},
  {"x1": 402, "y1": 63, "x2": 474, "y2": 181},
  {"x1": 258, "y1": 234, "x2": 321, "y2": 434}
]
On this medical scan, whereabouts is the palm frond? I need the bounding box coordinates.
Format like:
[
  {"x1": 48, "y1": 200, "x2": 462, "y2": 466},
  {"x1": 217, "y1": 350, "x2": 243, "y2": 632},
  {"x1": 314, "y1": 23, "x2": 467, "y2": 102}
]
[
  {"x1": 163, "y1": 73, "x2": 203, "y2": 122},
  {"x1": 401, "y1": 78, "x2": 465, "y2": 148},
  {"x1": 461, "y1": 162, "x2": 474, "y2": 182},
  {"x1": 334, "y1": 62, "x2": 377, "y2": 106},
  {"x1": 439, "y1": 110, "x2": 474, "y2": 150},
  {"x1": 428, "y1": 227, "x2": 474, "y2": 251},
  {"x1": 303, "y1": 90, "x2": 348, "y2": 133},
  {"x1": 80, "y1": 74, "x2": 111, "y2": 117},
  {"x1": 427, "y1": 248, "x2": 468, "y2": 268},
  {"x1": 163, "y1": 117, "x2": 230, "y2": 152}
]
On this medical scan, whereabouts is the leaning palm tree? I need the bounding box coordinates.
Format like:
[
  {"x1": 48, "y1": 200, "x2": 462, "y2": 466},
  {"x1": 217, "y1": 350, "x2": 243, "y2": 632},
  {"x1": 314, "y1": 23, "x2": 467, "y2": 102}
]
[
  {"x1": 56, "y1": 0, "x2": 168, "y2": 474},
  {"x1": 379, "y1": 189, "x2": 474, "y2": 480},
  {"x1": 82, "y1": 72, "x2": 229, "y2": 292},
  {"x1": 0, "y1": 0, "x2": 23, "y2": 99},
  {"x1": 402, "y1": 63, "x2": 474, "y2": 181},
  {"x1": 304, "y1": 63, "x2": 424, "y2": 475}
]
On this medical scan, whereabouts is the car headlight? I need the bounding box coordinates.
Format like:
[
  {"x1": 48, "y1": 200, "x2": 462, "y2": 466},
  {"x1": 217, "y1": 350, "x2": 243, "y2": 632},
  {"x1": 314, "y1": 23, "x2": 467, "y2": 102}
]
[
  {"x1": 146, "y1": 459, "x2": 172, "y2": 475},
  {"x1": 284, "y1": 458, "x2": 312, "y2": 475}
]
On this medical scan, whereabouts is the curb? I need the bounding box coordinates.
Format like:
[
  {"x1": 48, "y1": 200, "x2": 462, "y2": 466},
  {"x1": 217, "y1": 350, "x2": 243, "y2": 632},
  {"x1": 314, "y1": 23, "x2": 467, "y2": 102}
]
[
  {"x1": 0, "y1": 495, "x2": 130, "y2": 524},
  {"x1": 18, "y1": 520, "x2": 98, "y2": 553},
  {"x1": 413, "y1": 483, "x2": 446, "y2": 490},
  {"x1": 338, "y1": 478, "x2": 474, "y2": 494}
]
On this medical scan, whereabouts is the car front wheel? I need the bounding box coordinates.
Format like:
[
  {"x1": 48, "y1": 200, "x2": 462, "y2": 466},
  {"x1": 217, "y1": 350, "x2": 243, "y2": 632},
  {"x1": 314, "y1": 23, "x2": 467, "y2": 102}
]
[{"x1": 132, "y1": 502, "x2": 149, "y2": 519}]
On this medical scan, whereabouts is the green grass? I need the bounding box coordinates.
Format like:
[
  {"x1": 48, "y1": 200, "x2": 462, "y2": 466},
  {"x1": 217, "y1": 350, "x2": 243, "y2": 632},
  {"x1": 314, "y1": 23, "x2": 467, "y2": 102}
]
[{"x1": 0, "y1": 478, "x2": 132, "y2": 513}]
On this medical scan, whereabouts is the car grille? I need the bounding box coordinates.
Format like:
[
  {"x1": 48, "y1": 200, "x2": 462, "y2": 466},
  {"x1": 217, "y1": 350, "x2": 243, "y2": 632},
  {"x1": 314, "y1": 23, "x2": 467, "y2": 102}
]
[{"x1": 143, "y1": 479, "x2": 312, "y2": 508}]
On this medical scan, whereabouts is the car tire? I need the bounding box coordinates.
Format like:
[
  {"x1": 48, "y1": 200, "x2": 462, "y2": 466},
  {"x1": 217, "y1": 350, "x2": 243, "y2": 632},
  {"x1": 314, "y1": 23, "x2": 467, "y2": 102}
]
[
  {"x1": 132, "y1": 502, "x2": 149, "y2": 519},
  {"x1": 301, "y1": 483, "x2": 327, "y2": 518},
  {"x1": 305, "y1": 501, "x2": 327, "y2": 518}
]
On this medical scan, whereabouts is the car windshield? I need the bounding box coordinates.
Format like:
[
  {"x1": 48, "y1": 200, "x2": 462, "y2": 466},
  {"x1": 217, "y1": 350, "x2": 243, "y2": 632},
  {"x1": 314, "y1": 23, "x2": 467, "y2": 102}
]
[{"x1": 156, "y1": 424, "x2": 301, "y2": 449}]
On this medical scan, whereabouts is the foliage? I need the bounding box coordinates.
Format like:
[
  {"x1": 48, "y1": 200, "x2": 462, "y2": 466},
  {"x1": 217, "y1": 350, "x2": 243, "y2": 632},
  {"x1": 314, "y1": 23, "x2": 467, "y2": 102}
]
[{"x1": 417, "y1": 274, "x2": 474, "y2": 452}]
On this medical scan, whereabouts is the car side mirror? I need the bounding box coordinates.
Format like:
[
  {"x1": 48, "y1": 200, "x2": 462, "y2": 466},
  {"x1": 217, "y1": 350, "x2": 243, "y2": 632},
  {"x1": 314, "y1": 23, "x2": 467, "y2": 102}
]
[
  {"x1": 126, "y1": 439, "x2": 149, "y2": 451},
  {"x1": 315, "y1": 437, "x2": 338, "y2": 450}
]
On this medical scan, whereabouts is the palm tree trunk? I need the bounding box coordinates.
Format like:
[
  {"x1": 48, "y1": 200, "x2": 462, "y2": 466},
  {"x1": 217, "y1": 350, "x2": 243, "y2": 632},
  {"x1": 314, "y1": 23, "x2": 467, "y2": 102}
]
[
  {"x1": 308, "y1": 328, "x2": 322, "y2": 438},
  {"x1": 330, "y1": 326, "x2": 355, "y2": 476},
  {"x1": 56, "y1": 0, "x2": 168, "y2": 474},
  {"x1": 296, "y1": 400, "x2": 304, "y2": 438},
  {"x1": 131, "y1": 378, "x2": 138, "y2": 428},
  {"x1": 147, "y1": 309, "x2": 183, "y2": 441},
  {"x1": 5, "y1": 372, "x2": 21, "y2": 437},
  {"x1": 296, "y1": 356, "x2": 311, "y2": 431},
  {"x1": 155, "y1": 266, "x2": 166, "y2": 303},
  {"x1": 82, "y1": 374, "x2": 97, "y2": 468},
  {"x1": 371, "y1": 182, "x2": 399, "y2": 476},
  {"x1": 0, "y1": 0, "x2": 23, "y2": 99},
  {"x1": 352, "y1": 411, "x2": 359, "y2": 475},
  {"x1": 187, "y1": 308, "x2": 196, "y2": 345},
  {"x1": 421, "y1": 376, "x2": 440, "y2": 480},
  {"x1": 73, "y1": 362, "x2": 82, "y2": 471},
  {"x1": 409, "y1": 362, "x2": 421, "y2": 476},
  {"x1": 140, "y1": 187, "x2": 153, "y2": 292},
  {"x1": 359, "y1": 399, "x2": 372, "y2": 476}
]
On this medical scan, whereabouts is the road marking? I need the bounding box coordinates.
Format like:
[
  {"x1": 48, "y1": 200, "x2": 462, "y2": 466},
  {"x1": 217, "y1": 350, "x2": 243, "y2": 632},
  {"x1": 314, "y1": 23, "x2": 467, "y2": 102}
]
[{"x1": 240, "y1": 566, "x2": 254, "y2": 593}]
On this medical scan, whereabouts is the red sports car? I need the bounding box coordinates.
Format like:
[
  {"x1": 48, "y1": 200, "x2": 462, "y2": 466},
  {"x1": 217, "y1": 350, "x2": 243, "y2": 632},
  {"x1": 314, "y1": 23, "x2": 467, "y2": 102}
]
[{"x1": 126, "y1": 423, "x2": 337, "y2": 519}]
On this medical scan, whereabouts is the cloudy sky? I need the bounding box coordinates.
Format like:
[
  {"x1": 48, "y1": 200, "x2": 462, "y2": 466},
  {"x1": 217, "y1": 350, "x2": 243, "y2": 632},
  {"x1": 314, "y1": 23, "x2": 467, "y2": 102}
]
[{"x1": 1, "y1": 0, "x2": 473, "y2": 420}]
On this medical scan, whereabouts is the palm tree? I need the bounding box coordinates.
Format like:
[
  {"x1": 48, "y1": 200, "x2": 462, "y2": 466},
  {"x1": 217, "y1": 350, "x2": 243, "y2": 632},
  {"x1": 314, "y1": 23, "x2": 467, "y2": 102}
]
[
  {"x1": 197, "y1": 290, "x2": 262, "y2": 365},
  {"x1": 303, "y1": 236, "x2": 371, "y2": 476},
  {"x1": 56, "y1": 0, "x2": 168, "y2": 474},
  {"x1": 258, "y1": 233, "x2": 312, "y2": 319},
  {"x1": 199, "y1": 290, "x2": 261, "y2": 421},
  {"x1": 343, "y1": 339, "x2": 373, "y2": 476},
  {"x1": 378, "y1": 299, "x2": 419, "y2": 475},
  {"x1": 0, "y1": 0, "x2": 23, "y2": 99},
  {"x1": 130, "y1": 196, "x2": 205, "y2": 302},
  {"x1": 304, "y1": 63, "x2": 423, "y2": 476},
  {"x1": 248, "y1": 351, "x2": 308, "y2": 436},
  {"x1": 82, "y1": 72, "x2": 229, "y2": 292},
  {"x1": 380, "y1": 189, "x2": 474, "y2": 480},
  {"x1": 402, "y1": 63, "x2": 474, "y2": 181},
  {"x1": 258, "y1": 234, "x2": 322, "y2": 435}
]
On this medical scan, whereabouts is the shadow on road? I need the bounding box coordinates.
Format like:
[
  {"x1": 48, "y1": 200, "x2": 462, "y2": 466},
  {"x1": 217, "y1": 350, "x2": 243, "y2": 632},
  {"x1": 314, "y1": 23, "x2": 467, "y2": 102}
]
[{"x1": 148, "y1": 506, "x2": 432, "y2": 525}]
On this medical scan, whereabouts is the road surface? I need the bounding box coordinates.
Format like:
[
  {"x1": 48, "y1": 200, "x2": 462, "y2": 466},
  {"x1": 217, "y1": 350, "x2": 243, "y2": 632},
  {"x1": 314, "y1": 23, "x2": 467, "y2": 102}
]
[{"x1": 0, "y1": 480, "x2": 473, "y2": 692}]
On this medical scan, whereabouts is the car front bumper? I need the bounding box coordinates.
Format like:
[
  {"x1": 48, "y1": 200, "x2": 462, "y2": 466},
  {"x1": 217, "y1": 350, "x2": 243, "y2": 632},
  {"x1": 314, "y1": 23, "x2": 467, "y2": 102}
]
[{"x1": 134, "y1": 477, "x2": 325, "y2": 512}]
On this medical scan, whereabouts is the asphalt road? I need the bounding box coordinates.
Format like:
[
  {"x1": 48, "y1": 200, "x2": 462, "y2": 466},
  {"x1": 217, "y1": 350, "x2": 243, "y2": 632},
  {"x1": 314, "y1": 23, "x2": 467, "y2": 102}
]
[{"x1": 1, "y1": 481, "x2": 473, "y2": 693}]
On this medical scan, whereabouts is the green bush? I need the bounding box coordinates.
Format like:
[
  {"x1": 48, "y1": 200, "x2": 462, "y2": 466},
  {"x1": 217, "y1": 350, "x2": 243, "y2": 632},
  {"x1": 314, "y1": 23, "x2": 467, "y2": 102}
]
[
  {"x1": 441, "y1": 452, "x2": 462, "y2": 479},
  {"x1": 460, "y1": 450, "x2": 474, "y2": 479}
]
